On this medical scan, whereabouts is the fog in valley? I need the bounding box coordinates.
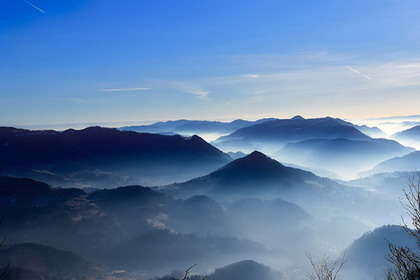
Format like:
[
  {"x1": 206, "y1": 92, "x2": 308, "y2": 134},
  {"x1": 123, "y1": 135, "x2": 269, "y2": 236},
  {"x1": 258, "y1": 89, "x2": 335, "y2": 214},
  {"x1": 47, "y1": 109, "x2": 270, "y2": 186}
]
[
  {"x1": 1, "y1": 116, "x2": 420, "y2": 280},
  {"x1": 3, "y1": 1, "x2": 420, "y2": 279}
]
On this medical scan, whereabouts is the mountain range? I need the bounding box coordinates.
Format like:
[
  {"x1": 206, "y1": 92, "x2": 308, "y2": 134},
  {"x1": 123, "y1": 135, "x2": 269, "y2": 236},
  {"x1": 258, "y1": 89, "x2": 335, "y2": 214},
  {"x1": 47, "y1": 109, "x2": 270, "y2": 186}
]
[
  {"x1": 0, "y1": 126, "x2": 230, "y2": 186},
  {"x1": 162, "y1": 151, "x2": 379, "y2": 219},
  {"x1": 0, "y1": 118, "x2": 413, "y2": 280},
  {"x1": 121, "y1": 118, "x2": 276, "y2": 135},
  {"x1": 367, "y1": 151, "x2": 420, "y2": 174},
  {"x1": 276, "y1": 138, "x2": 413, "y2": 178},
  {"x1": 164, "y1": 151, "x2": 319, "y2": 196},
  {"x1": 393, "y1": 125, "x2": 420, "y2": 144},
  {"x1": 348, "y1": 171, "x2": 417, "y2": 194},
  {"x1": 212, "y1": 116, "x2": 376, "y2": 153},
  {"x1": 0, "y1": 176, "x2": 272, "y2": 274},
  {"x1": 122, "y1": 116, "x2": 384, "y2": 139}
]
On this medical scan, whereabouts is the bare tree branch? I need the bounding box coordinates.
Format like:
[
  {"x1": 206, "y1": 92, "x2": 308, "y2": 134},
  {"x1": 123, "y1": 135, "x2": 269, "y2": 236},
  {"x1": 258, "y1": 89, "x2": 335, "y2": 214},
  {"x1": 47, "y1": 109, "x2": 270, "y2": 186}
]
[
  {"x1": 307, "y1": 254, "x2": 345, "y2": 280},
  {"x1": 181, "y1": 264, "x2": 197, "y2": 280},
  {"x1": 387, "y1": 173, "x2": 420, "y2": 280}
]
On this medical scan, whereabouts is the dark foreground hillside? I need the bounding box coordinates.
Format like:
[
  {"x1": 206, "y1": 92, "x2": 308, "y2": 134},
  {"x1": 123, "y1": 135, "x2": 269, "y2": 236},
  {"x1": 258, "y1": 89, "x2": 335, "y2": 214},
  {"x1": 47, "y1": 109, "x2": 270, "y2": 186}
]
[{"x1": 0, "y1": 126, "x2": 230, "y2": 186}]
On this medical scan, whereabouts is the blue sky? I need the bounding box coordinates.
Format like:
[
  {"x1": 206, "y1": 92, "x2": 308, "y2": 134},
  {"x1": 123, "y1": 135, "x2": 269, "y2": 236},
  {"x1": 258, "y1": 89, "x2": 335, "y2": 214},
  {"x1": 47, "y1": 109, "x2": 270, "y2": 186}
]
[{"x1": 2, "y1": 0, "x2": 420, "y2": 127}]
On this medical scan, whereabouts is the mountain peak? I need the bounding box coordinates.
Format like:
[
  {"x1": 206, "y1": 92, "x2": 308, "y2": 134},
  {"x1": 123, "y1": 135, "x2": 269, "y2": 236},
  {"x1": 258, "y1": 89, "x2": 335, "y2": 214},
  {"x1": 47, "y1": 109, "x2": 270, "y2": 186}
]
[
  {"x1": 246, "y1": 151, "x2": 271, "y2": 161},
  {"x1": 173, "y1": 149, "x2": 317, "y2": 195},
  {"x1": 291, "y1": 115, "x2": 305, "y2": 120},
  {"x1": 219, "y1": 151, "x2": 288, "y2": 173}
]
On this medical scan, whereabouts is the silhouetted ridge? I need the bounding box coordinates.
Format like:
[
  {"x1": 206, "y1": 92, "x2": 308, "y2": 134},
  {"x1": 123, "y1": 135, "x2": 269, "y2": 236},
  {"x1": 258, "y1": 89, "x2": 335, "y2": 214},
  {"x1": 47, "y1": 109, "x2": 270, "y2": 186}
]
[
  {"x1": 0, "y1": 176, "x2": 85, "y2": 208},
  {"x1": 0, "y1": 176, "x2": 51, "y2": 195},
  {"x1": 0, "y1": 126, "x2": 230, "y2": 186}
]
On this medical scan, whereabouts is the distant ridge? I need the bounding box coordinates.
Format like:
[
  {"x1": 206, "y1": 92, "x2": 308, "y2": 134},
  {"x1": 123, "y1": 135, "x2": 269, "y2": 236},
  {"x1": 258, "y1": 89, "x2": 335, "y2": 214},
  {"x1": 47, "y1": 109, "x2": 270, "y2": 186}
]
[
  {"x1": 212, "y1": 116, "x2": 375, "y2": 152},
  {"x1": 394, "y1": 125, "x2": 420, "y2": 142},
  {"x1": 120, "y1": 118, "x2": 276, "y2": 135},
  {"x1": 368, "y1": 151, "x2": 420, "y2": 174},
  {"x1": 277, "y1": 137, "x2": 413, "y2": 177},
  {"x1": 121, "y1": 116, "x2": 385, "y2": 145}
]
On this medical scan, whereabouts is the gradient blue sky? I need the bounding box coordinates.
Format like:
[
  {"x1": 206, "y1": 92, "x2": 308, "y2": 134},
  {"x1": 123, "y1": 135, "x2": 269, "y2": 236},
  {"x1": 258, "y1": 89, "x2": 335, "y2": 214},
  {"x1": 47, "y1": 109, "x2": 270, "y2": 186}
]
[{"x1": 2, "y1": 0, "x2": 420, "y2": 127}]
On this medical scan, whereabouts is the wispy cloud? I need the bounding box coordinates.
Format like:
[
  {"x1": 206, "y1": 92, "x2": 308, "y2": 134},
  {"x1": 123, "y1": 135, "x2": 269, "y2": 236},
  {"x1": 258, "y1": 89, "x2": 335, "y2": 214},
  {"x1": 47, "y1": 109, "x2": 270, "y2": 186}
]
[
  {"x1": 188, "y1": 89, "x2": 209, "y2": 97},
  {"x1": 161, "y1": 56, "x2": 420, "y2": 108},
  {"x1": 170, "y1": 81, "x2": 209, "y2": 98},
  {"x1": 23, "y1": 0, "x2": 46, "y2": 14},
  {"x1": 346, "y1": 66, "x2": 372, "y2": 80},
  {"x1": 118, "y1": 54, "x2": 420, "y2": 118},
  {"x1": 244, "y1": 74, "x2": 260, "y2": 79},
  {"x1": 100, "y1": 87, "x2": 151, "y2": 92}
]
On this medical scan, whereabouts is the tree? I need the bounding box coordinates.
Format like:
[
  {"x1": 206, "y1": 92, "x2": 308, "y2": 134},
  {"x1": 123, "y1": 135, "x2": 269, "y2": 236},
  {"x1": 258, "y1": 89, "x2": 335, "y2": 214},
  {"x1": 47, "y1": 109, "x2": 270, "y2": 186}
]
[
  {"x1": 387, "y1": 174, "x2": 420, "y2": 280},
  {"x1": 181, "y1": 264, "x2": 197, "y2": 280},
  {"x1": 307, "y1": 255, "x2": 345, "y2": 280}
]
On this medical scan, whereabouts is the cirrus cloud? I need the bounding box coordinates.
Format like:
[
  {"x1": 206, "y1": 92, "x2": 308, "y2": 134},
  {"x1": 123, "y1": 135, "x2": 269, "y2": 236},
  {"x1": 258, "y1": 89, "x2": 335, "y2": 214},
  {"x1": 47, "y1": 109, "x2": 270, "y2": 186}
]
[{"x1": 100, "y1": 87, "x2": 151, "y2": 92}]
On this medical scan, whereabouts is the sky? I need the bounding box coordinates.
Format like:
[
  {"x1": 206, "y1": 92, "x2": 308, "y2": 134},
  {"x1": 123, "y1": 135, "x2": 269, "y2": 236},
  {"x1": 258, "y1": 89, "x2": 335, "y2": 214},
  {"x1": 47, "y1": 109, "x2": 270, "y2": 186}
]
[{"x1": 2, "y1": 0, "x2": 420, "y2": 127}]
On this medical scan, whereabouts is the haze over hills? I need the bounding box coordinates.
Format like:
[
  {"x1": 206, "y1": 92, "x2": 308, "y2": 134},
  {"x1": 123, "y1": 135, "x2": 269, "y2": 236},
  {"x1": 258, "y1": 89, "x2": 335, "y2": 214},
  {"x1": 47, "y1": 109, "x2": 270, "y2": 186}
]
[
  {"x1": 367, "y1": 151, "x2": 420, "y2": 175},
  {"x1": 395, "y1": 125, "x2": 420, "y2": 139},
  {"x1": 162, "y1": 151, "x2": 383, "y2": 219},
  {"x1": 156, "y1": 260, "x2": 282, "y2": 280},
  {"x1": 353, "y1": 124, "x2": 387, "y2": 138},
  {"x1": 164, "y1": 151, "x2": 318, "y2": 196},
  {"x1": 0, "y1": 126, "x2": 230, "y2": 187},
  {"x1": 276, "y1": 138, "x2": 413, "y2": 178},
  {"x1": 212, "y1": 116, "x2": 374, "y2": 153},
  {"x1": 4, "y1": 0, "x2": 420, "y2": 277},
  {"x1": 0, "y1": 176, "x2": 285, "y2": 275},
  {"x1": 120, "y1": 117, "x2": 385, "y2": 141},
  {"x1": 342, "y1": 225, "x2": 417, "y2": 280},
  {"x1": 392, "y1": 125, "x2": 420, "y2": 149},
  {"x1": 120, "y1": 118, "x2": 276, "y2": 137},
  {"x1": 0, "y1": 117, "x2": 416, "y2": 279},
  {"x1": 0, "y1": 151, "x2": 412, "y2": 279},
  {"x1": 206, "y1": 260, "x2": 282, "y2": 280},
  {"x1": 348, "y1": 171, "x2": 417, "y2": 195}
]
